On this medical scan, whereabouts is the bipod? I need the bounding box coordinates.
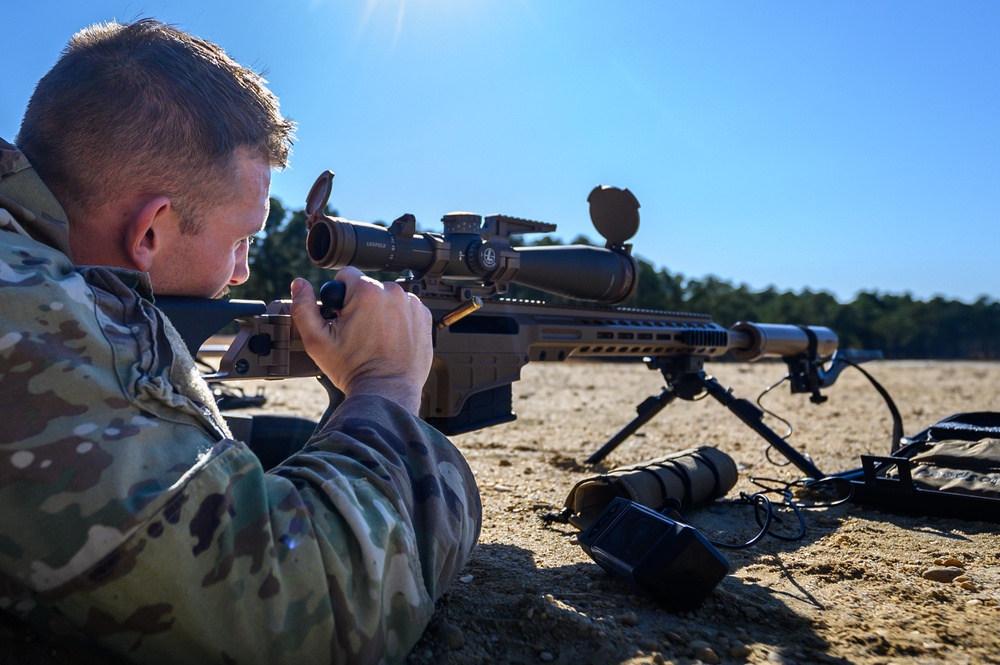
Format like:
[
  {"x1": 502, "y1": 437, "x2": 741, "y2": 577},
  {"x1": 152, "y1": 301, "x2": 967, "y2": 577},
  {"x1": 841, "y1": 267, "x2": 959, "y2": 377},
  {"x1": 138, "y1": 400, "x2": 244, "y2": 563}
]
[{"x1": 585, "y1": 356, "x2": 825, "y2": 480}]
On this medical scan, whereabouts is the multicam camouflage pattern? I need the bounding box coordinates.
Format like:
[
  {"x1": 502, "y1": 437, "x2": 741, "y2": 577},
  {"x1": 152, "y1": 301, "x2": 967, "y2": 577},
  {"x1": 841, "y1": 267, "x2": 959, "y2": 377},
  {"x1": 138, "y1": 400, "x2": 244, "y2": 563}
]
[{"x1": 0, "y1": 138, "x2": 482, "y2": 664}]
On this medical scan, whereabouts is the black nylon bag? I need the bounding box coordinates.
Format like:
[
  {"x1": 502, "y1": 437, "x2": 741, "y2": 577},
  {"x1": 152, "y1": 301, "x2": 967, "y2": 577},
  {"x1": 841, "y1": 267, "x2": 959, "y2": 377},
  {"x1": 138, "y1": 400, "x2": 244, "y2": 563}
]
[{"x1": 849, "y1": 412, "x2": 1000, "y2": 522}]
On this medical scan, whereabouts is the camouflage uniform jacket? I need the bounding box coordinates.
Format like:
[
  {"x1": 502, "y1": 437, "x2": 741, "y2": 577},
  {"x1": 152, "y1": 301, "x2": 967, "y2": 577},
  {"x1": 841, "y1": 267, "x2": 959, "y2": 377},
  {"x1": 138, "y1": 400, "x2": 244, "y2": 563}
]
[{"x1": 0, "y1": 138, "x2": 482, "y2": 664}]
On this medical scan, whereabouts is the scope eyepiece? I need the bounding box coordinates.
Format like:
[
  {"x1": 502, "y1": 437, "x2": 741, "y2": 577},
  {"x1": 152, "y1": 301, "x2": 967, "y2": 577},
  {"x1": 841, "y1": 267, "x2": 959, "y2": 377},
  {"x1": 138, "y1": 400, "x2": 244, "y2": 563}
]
[
  {"x1": 308, "y1": 217, "x2": 427, "y2": 273},
  {"x1": 306, "y1": 216, "x2": 355, "y2": 270}
]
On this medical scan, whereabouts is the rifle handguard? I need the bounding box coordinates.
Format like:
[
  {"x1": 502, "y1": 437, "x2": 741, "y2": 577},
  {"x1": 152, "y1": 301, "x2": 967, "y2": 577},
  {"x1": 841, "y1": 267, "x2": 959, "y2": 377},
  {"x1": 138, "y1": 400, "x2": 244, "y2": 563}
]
[{"x1": 563, "y1": 446, "x2": 738, "y2": 530}]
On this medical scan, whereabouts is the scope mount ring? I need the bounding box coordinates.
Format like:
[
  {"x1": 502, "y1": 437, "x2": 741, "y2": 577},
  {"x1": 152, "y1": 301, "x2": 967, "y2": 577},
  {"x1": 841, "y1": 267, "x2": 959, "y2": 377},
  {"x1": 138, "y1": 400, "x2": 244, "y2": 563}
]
[{"x1": 404, "y1": 275, "x2": 507, "y2": 303}]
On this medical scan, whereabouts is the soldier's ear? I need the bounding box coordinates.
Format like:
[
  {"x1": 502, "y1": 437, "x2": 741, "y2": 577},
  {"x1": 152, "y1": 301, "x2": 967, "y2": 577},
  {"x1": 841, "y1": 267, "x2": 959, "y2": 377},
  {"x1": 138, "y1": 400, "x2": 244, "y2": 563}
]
[{"x1": 126, "y1": 196, "x2": 173, "y2": 272}]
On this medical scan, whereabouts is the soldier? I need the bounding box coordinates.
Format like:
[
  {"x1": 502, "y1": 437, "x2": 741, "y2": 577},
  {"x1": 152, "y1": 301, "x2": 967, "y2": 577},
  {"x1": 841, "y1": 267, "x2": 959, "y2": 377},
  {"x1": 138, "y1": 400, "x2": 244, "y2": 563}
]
[{"x1": 0, "y1": 18, "x2": 481, "y2": 664}]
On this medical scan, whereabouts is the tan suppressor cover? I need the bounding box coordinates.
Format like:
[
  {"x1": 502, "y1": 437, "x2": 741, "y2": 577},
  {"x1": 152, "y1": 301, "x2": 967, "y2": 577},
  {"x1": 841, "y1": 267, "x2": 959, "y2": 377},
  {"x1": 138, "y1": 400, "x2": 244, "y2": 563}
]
[{"x1": 564, "y1": 446, "x2": 738, "y2": 530}]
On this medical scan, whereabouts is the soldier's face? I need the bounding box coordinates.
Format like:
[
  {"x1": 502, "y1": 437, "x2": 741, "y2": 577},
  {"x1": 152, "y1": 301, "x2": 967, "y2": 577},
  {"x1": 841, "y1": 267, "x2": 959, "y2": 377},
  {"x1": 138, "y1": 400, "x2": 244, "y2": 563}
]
[{"x1": 148, "y1": 153, "x2": 270, "y2": 298}]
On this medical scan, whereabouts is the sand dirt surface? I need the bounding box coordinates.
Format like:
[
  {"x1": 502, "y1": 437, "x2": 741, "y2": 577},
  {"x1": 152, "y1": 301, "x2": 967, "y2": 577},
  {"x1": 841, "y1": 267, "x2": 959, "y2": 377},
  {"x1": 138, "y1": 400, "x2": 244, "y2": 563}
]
[
  {"x1": 4, "y1": 360, "x2": 999, "y2": 664},
  {"x1": 395, "y1": 359, "x2": 1000, "y2": 665}
]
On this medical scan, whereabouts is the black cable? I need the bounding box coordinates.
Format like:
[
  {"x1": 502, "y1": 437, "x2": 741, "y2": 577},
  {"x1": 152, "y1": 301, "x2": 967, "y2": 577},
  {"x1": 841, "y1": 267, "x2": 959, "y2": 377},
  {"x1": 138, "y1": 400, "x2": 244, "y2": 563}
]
[
  {"x1": 704, "y1": 482, "x2": 809, "y2": 550},
  {"x1": 708, "y1": 492, "x2": 775, "y2": 550},
  {"x1": 540, "y1": 508, "x2": 573, "y2": 525},
  {"x1": 755, "y1": 374, "x2": 795, "y2": 440},
  {"x1": 755, "y1": 374, "x2": 796, "y2": 467},
  {"x1": 788, "y1": 475, "x2": 855, "y2": 507},
  {"x1": 754, "y1": 490, "x2": 807, "y2": 542},
  {"x1": 835, "y1": 356, "x2": 905, "y2": 453}
]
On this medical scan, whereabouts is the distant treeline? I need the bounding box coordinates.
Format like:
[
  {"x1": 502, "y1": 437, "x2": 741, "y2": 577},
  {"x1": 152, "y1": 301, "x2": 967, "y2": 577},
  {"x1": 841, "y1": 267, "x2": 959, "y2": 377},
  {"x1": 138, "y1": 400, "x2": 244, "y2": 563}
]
[{"x1": 233, "y1": 199, "x2": 1000, "y2": 360}]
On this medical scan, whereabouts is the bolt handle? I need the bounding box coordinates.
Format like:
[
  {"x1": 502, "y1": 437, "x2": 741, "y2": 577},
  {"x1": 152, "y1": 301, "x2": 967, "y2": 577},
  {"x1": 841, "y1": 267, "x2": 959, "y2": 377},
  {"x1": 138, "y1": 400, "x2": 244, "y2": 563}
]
[{"x1": 319, "y1": 280, "x2": 346, "y2": 319}]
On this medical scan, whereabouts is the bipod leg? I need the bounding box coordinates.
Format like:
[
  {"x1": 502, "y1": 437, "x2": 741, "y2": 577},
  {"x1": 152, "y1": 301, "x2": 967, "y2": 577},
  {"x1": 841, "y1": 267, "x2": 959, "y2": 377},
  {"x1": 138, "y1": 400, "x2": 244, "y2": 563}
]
[
  {"x1": 585, "y1": 388, "x2": 679, "y2": 465},
  {"x1": 699, "y1": 373, "x2": 825, "y2": 479}
]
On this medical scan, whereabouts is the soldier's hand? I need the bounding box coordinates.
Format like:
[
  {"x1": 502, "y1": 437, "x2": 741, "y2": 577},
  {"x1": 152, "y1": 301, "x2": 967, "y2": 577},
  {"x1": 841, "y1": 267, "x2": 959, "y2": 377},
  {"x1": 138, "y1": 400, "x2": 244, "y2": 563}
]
[{"x1": 289, "y1": 268, "x2": 432, "y2": 415}]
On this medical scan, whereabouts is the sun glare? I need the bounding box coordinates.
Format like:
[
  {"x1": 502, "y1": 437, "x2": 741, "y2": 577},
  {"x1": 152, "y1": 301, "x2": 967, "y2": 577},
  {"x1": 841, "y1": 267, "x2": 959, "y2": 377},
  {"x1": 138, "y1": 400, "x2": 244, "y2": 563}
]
[
  {"x1": 357, "y1": 0, "x2": 491, "y2": 54},
  {"x1": 359, "y1": 0, "x2": 411, "y2": 53}
]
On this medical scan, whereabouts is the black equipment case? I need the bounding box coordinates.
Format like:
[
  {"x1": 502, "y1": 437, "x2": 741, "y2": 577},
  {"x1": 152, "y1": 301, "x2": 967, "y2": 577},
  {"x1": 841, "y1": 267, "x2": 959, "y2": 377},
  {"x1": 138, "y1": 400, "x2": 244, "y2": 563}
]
[{"x1": 842, "y1": 412, "x2": 1000, "y2": 524}]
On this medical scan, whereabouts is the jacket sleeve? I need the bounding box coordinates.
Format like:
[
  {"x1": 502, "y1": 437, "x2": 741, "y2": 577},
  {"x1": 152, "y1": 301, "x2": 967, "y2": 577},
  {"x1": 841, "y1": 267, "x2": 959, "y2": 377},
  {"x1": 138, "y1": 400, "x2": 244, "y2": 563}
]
[
  {"x1": 55, "y1": 397, "x2": 481, "y2": 665},
  {"x1": 0, "y1": 234, "x2": 482, "y2": 665}
]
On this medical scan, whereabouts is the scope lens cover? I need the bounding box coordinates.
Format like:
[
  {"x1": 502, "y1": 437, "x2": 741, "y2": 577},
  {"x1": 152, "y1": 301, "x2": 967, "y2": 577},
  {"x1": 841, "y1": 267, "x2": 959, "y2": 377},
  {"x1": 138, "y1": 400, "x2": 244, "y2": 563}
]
[
  {"x1": 307, "y1": 171, "x2": 335, "y2": 217},
  {"x1": 587, "y1": 186, "x2": 640, "y2": 246}
]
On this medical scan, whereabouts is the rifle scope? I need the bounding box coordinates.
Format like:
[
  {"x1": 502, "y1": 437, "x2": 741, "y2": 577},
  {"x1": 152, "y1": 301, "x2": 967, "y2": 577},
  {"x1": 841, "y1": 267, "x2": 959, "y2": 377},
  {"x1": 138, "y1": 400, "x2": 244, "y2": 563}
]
[{"x1": 304, "y1": 172, "x2": 641, "y2": 304}]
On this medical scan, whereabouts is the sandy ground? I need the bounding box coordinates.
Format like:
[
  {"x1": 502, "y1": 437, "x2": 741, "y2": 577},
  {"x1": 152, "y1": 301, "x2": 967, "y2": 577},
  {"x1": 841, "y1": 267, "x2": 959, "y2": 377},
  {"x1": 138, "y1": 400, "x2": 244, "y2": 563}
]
[
  {"x1": 395, "y1": 359, "x2": 1000, "y2": 665},
  {"x1": 4, "y1": 359, "x2": 999, "y2": 664}
]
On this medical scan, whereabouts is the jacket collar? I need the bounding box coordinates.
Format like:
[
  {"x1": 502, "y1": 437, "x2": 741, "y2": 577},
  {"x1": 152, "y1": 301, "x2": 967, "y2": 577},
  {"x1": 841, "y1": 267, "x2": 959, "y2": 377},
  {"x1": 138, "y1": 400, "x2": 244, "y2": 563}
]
[{"x1": 0, "y1": 137, "x2": 73, "y2": 257}]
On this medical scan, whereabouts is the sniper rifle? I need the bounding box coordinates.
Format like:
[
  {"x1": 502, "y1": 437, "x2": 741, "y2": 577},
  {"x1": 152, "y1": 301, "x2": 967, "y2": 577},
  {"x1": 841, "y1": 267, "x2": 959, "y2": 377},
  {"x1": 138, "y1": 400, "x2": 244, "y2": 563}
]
[{"x1": 159, "y1": 171, "x2": 879, "y2": 480}]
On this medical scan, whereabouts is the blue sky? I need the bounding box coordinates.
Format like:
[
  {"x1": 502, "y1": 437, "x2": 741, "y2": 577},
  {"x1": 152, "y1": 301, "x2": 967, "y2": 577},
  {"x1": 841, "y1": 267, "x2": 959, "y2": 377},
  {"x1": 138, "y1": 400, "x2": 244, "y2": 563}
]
[{"x1": 6, "y1": 1, "x2": 999, "y2": 303}]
